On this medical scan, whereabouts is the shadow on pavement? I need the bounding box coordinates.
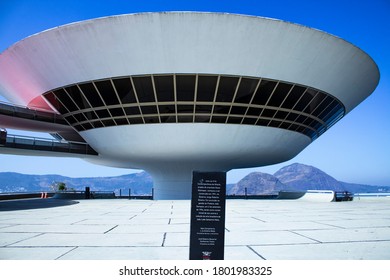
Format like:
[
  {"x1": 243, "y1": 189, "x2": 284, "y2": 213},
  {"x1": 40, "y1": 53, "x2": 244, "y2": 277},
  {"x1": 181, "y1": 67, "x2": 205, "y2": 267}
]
[{"x1": 0, "y1": 198, "x2": 79, "y2": 211}]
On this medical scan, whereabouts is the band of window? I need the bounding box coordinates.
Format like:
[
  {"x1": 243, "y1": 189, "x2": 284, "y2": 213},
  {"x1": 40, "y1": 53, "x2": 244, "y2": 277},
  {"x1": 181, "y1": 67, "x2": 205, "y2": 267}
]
[{"x1": 43, "y1": 74, "x2": 345, "y2": 141}]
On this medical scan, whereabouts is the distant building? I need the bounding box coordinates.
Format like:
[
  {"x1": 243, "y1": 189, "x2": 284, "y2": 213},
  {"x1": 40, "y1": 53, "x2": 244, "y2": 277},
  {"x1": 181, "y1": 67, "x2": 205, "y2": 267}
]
[{"x1": 0, "y1": 13, "x2": 380, "y2": 199}]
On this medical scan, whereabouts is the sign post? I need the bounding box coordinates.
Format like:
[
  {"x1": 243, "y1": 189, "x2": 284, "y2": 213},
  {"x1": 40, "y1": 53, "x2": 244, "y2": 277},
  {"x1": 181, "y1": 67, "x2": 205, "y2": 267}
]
[{"x1": 189, "y1": 171, "x2": 226, "y2": 260}]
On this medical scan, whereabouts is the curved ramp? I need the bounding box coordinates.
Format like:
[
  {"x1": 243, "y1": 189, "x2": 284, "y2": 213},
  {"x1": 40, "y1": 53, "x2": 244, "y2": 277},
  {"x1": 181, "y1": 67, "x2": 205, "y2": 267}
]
[{"x1": 298, "y1": 190, "x2": 335, "y2": 202}]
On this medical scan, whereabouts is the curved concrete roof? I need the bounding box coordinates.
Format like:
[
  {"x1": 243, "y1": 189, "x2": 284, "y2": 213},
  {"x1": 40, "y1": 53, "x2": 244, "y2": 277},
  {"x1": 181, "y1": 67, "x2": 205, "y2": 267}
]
[{"x1": 0, "y1": 12, "x2": 379, "y2": 113}]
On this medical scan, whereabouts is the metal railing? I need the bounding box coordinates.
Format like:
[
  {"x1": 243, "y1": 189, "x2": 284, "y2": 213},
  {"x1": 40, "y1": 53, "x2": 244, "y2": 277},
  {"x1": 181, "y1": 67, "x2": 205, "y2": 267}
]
[
  {"x1": 4, "y1": 134, "x2": 98, "y2": 155},
  {"x1": 0, "y1": 101, "x2": 67, "y2": 125}
]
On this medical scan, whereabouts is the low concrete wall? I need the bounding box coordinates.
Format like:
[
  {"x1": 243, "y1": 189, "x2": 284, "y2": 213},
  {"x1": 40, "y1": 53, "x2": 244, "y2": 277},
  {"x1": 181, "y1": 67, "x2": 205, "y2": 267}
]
[
  {"x1": 298, "y1": 190, "x2": 335, "y2": 202},
  {"x1": 0, "y1": 192, "x2": 54, "y2": 200}
]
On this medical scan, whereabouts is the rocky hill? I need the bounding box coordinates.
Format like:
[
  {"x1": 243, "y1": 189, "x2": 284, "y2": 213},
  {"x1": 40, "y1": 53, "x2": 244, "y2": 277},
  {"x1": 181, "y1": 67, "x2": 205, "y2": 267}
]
[
  {"x1": 274, "y1": 163, "x2": 345, "y2": 191},
  {"x1": 228, "y1": 172, "x2": 293, "y2": 195}
]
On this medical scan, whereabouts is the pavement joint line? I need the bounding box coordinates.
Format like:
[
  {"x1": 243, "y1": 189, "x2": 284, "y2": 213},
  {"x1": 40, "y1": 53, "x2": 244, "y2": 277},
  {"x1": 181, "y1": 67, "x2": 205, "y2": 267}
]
[
  {"x1": 161, "y1": 232, "x2": 167, "y2": 247},
  {"x1": 5, "y1": 232, "x2": 45, "y2": 247},
  {"x1": 71, "y1": 219, "x2": 88, "y2": 225},
  {"x1": 104, "y1": 225, "x2": 119, "y2": 234},
  {"x1": 317, "y1": 239, "x2": 390, "y2": 245},
  {"x1": 251, "y1": 217, "x2": 266, "y2": 223},
  {"x1": 0, "y1": 224, "x2": 18, "y2": 229},
  {"x1": 312, "y1": 221, "x2": 346, "y2": 229},
  {"x1": 246, "y1": 245, "x2": 266, "y2": 260},
  {"x1": 168, "y1": 218, "x2": 171, "y2": 225},
  {"x1": 288, "y1": 230, "x2": 322, "y2": 243},
  {"x1": 128, "y1": 215, "x2": 137, "y2": 220},
  {"x1": 55, "y1": 246, "x2": 78, "y2": 260}
]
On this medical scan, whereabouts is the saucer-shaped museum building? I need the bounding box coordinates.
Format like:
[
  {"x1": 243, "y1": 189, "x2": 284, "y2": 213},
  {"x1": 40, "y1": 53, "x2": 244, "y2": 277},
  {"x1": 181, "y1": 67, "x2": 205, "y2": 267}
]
[{"x1": 0, "y1": 13, "x2": 379, "y2": 199}]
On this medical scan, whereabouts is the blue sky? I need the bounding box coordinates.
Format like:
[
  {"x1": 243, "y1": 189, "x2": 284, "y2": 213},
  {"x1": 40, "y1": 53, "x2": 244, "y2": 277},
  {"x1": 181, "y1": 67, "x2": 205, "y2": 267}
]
[{"x1": 0, "y1": 0, "x2": 389, "y2": 185}]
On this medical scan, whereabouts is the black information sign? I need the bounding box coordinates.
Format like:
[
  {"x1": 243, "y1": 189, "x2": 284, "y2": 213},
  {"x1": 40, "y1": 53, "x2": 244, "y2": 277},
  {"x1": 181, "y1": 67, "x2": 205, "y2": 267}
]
[{"x1": 189, "y1": 171, "x2": 226, "y2": 260}]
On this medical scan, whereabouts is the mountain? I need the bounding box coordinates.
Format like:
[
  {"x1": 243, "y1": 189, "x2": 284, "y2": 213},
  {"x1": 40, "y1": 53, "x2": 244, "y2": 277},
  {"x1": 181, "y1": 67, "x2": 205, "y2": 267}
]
[
  {"x1": 274, "y1": 163, "x2": 345, "y2": 191},
  {"x1": 1, "y1": 163, "x2": 389, "y2": 195},
  {"x1": 0, "y1": 172, "x2": 153, "y2": 195},
  {"x1": 228, "y1": 172, "x2": 292, "y2": 195}
]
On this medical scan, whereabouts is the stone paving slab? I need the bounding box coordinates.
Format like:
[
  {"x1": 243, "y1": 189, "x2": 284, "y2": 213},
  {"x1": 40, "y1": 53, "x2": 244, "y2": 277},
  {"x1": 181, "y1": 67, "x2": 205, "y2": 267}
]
[
  {"x1": 0, "y1": 247, "x2": 74, "y2": 260},
  {"x1": 226, "y1": 220, "x2": 338, "y2": 231},
  {"x1": 251, "y1": 241, "x2": 390, "y2": 260},
  {"x1": 11, "y1": 233, "x2": 165, "y2": 247},
  {"x1": 0, "y1": 224, "x2": 114, "y2": 234},
  {"x1": 225, "y1": 231, "x2": 318, "y2": 246},
  {"x1": 109, "y1": 224, "x2": 189, "y2": 234},
  {"x1": 293, "y1": 227, "x2": 390, "y2": 243},
  {"x1": 0, "y1": 232, "x2": 42, "y2": 246}
]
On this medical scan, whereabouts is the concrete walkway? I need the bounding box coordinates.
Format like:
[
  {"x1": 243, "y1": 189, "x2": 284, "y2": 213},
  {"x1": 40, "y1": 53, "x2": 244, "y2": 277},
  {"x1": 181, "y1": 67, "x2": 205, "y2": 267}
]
[{"x1": 0, "y1": 198, "x2": 389, "y2": 260}]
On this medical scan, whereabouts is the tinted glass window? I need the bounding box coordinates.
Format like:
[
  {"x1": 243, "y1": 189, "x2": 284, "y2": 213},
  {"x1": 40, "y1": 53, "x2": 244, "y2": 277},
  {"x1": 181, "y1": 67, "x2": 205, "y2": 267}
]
[
  {"x1": 66, "y1": 85, "x2": 91, "y2": 109},
  {"x1": 73, "y1": 113, "x2": 87, "y2": 123},
  {"x1": 52, "y1": 89, "x2": 74, "y2": 113},
  {"x1": 95, "y1": 109, "x2": 110, "y2": 118},
  {"x1": 267, "y1": 83, "x2": 293, "y2": 107},
  {"x1": 178, "y1": 115, "x2": 193, "y2": 123},
  {"x1": 251, "y1": 80, "x2": 277, "y2": 105},
  {"x1": 247, "y1": 107, "x2": 262, "y2": 116},
  {"x1": 311, "y1": 96, "x2": 333, "y2": 117},
  {"x1": 195, "y1": 104, "x2": 212, "y2": 114},
  {"x1": 132, "y1": 76, "x2": 155, "y2": 103},
  {"x1": 293, "y1": 90, "x2": 315, "y2": 111},
  {"x1": 128, "y1": 117, "x2": 143, "y2": 124},
  {"x1": 95, "y1": 80, "x2": 119, "y2": 106},
  {"x1": 195, "y1": 115, "x2": 210, "y2": 122},
  {"x1": 197, "y1": 75, "x2": 218, "y2": 102},
  {"x1": 159, "y1": 105, "x2": 176, "y2": 114},
  {"x1": 141, "y1": 105, "x2": 158, "y2": 115},
  {"x1": 177, "y1": 105, "x2": 194, "y2": 113},
  {"x1": 215, "y1": 76, "x2": 239, "y2": 102},
  {"x1": 124, "y1": 106, "x2": 141, "y2": 116},
  {"x1": 79, "y1": 83, "x2": 105, "y2": 107},
  {"x1": 144, "y1": 116, "x2": 159, "y2": 123},
  {"x1": 115, "y1": 118, "x2": 129, "y2": 125},
  {"x1": 282, "y1": 85, "x2": 306, "y2": 109},
  {"x1": 230, "y1": 106, "x2": 247, "y2": 115},
  {"x1": 227, "y1": 116, "x2": 242, "y2": 124},
  {"x1": 234, "y1": 77, "x2": 259, "y2": 104},
  {"x1": 304, "y1": 91, "x2": 325, "y2": 114},
  {"x1": 110, "y1": 108, "x2": 125, "y2": 117},
  {"x1": 212, "y1": 116, "x2": 227, "y2": 123},
  {"x1": 112, "y1": 78, "x2": 137, "y2": 104},
  {"x1": 154, "y1": 75, "x2": 174, "y2": 102},
  {"x1": 83, "y1": 111, "x2": 98, "y2": 121},
  {"x1": 44, "y1": 92, "x2": 61, "y2": 112},
  {"x1": 213, "y1": 105, "x2": 230, "y2": 114}
]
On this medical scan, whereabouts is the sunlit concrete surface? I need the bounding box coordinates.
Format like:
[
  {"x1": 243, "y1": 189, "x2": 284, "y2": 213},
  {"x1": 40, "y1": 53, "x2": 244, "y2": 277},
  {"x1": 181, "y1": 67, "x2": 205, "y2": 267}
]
[{"x1": 0, "y1": 198, "x2": 390, "y2": 260}]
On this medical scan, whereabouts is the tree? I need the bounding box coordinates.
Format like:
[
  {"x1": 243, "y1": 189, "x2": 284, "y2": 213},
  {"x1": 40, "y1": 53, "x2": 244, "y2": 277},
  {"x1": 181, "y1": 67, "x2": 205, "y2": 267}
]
[
  {"x1": 58, "y1": 182, "x2": 67, "y2": 191},
  {"x1": 51, "y1": 181, "x2": 67, "y2": 192}
]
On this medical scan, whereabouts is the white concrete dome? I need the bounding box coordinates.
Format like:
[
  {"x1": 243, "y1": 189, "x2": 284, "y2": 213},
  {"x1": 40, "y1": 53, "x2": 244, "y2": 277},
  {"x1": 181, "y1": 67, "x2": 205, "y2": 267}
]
[{"x1": 0, "y1": 12, "x2": 380, "y2": 199}]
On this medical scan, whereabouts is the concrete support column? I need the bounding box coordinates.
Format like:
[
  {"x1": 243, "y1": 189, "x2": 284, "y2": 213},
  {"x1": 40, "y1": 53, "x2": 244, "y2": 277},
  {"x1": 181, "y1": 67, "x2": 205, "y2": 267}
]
[{"x1": 147, "y1": 166, "x2": 193, "y2": 200}]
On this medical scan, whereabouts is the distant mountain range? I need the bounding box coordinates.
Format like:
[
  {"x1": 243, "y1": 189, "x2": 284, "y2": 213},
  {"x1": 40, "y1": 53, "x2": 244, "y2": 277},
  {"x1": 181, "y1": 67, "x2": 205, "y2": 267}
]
[
  {"x1": 227, "y1": 163, "x2": 390, "y2": 195},
  {"x1": 0, "y1": 163, "x2": 389, "y2": 195},
  {"x1": 0, "y1": 172, "x2": 153, "y2": 195}
]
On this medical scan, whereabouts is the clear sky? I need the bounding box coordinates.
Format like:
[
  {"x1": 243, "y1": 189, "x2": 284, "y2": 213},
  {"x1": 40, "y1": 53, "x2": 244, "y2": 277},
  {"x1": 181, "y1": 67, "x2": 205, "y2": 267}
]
[{"x1": 0, "y1": 0, "x2": 389, "y2": 185}]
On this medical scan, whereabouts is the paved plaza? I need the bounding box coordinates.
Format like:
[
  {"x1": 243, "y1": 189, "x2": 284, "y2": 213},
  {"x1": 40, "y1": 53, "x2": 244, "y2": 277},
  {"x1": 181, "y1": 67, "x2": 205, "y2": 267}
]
[{"x1": 0, "y1": 198, "x2": 390, "y2": 260}]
